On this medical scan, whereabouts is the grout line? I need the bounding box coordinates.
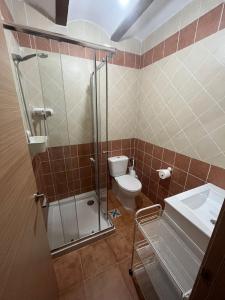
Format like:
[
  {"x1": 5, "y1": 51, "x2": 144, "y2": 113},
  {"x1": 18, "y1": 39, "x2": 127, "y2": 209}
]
[
  {"x1": 184, "y1": 158, "x2": 192, "y2": 190},
  {"x1": 193, "y1": 16, "x2": 199, "y2": 44},
  {"x1": 206, "y1": 164, "x2": 212, "y2": 182},
  {"x1": 217, "y1": 3, "x2": 224, "y2": 31},
  {"x1": 176, "y1": 30, "x2": 180, "y2": 52}
]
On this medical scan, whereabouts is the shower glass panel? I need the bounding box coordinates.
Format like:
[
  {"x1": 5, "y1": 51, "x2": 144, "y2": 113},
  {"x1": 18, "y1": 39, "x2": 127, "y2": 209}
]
[
  {"x1": 35, "y1": 45, "x2": 80, "y2": 249},
  {"x1": 5, "y1": 28, "x2": 113, "y2": 252}
]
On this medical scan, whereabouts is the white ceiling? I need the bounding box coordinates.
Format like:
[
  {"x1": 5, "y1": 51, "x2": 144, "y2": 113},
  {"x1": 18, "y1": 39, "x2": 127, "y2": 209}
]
[{"x1": 68, "y1": 0, "x2": 193, "y2": 41}]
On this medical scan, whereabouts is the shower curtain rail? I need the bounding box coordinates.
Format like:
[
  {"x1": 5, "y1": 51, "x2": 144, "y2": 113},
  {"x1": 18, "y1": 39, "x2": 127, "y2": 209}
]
[{"x1": 3, "y1": 21, "x2": 117, "y2": 54}]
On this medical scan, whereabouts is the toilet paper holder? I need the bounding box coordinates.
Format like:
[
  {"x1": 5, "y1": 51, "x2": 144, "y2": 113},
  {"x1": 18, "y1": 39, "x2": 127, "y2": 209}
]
[{"x1": 156, "y1": 167, "x2": 172, "y2": 179}]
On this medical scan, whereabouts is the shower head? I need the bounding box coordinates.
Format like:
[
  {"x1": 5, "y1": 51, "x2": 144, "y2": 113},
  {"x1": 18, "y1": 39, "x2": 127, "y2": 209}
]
[{"x1": 12, "y1": 52, "x2": 48, "y2": 63}]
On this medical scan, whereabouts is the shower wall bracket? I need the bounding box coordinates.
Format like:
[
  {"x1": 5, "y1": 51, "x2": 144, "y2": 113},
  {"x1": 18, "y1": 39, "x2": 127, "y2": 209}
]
[{"x1": 32, "y1": 107, "x2": 54, "y2": 119}]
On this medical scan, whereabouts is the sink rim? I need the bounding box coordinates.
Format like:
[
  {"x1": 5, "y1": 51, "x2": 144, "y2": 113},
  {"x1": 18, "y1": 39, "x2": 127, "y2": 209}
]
[{"x1": 164, "y1": 183, "x2": 225, "y2": 238}]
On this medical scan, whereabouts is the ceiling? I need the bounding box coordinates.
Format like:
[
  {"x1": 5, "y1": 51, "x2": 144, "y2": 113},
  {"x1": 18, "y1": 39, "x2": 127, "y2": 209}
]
[
  {"x1": 68, "y1": 0, "x2": 193, "y2": 41},
  {"x1": 23, "y1": 0, "x2": 193, "y2": 41}
]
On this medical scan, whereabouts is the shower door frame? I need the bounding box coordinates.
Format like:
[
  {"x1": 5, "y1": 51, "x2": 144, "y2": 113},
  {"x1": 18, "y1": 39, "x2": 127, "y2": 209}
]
[
  {"x1": 3, "y1": 21, "x2": 116, "y2": 256},
  {"x1": 91, "y1": 55, "x2": 110, "y2": 233}
]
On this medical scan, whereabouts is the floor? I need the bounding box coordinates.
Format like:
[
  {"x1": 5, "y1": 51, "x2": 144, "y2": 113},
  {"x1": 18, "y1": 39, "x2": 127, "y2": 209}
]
[
  {"x1": 53, "y1": 190, "x2": 152, "y2": 300},
  {"x1": 48, "y1": 191, "x2": 110, "y2": 250}
]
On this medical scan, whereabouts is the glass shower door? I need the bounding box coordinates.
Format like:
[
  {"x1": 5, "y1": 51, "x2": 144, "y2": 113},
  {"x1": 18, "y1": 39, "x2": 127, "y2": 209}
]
[{"x1": 6, "y1": 25, "x2": 113, "y2": 252}]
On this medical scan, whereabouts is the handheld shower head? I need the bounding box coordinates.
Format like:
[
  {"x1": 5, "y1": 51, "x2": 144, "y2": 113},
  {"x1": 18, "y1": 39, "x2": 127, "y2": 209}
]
[{"x1": 12, "y1": 52, "x2": 48, "y2": 63}]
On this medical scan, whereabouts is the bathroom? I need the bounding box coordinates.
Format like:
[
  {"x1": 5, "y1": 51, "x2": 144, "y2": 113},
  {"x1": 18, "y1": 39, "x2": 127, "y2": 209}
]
[{"x1": 0, "y1": 0, "x2": 225, "y2": 299}]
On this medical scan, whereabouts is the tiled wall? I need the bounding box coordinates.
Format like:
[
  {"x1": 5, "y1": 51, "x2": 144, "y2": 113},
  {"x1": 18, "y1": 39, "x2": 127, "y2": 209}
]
[
  {"x1": 33, "y1": 138, "x2": 135, "y2": 201},
  {"x1": 140, "y1": 3, "x2": 225, "y2": 68},
  {"x1": 134, "y1": 138, "x2": 225, "y2": 207},
  {"x1": 137, "y1": 21, "x2": 225, "y2": 170},
  {"x1": 142, "y1": 0, "x2": 224, "y2": 53},
  {"x1": 34, "y1": 137, "x2": 225, "y2": 206},
  {"x1": 2, "y1": 0, "x2": 225, "y2": 204},
  {"x1": 15, "y1": 33, "x2": 141, "y2": 69}
]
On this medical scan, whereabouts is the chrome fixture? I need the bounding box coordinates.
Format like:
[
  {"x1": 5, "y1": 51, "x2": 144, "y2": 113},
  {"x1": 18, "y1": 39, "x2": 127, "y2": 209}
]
[{"x1": 4, "y1": 21, "x2": 117, "y2": 54}]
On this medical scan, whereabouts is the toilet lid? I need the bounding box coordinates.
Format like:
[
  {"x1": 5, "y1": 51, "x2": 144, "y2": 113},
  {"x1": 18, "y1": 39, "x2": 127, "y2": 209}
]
[{"x1": 115, "y1": 175, "x2": 142, "y2": 192}]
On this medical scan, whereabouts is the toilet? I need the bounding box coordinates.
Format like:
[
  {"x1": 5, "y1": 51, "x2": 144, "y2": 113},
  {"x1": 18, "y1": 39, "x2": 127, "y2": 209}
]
[{"x1": 108, "y1": 156, "x2": 142, "y2": 211}]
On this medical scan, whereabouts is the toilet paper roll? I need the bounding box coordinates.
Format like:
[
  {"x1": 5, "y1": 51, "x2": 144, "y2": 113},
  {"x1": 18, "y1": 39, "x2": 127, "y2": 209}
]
[{"x1": 158, "y1": 169, "x2": 171, "y2": 179}]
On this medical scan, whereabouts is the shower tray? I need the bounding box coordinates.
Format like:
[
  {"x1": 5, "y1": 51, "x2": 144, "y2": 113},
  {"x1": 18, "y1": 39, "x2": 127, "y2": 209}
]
[{"x1": 130, "y1": 204, "x2": 204, "y2": 300}]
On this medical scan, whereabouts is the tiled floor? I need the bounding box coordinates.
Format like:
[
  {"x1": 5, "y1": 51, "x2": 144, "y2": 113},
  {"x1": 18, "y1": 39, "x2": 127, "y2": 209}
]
[{"x1": 53, "y1": 190, "x2": 152, "y2": 300}]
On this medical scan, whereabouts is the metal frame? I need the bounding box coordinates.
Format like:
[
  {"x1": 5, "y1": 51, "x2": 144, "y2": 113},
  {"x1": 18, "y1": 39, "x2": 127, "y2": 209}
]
[
  {"x1": 129, "y1": 204, "x2": 162, "y2": 275},
  {"x1": 52, "y1": 222, "x2": 115, "y2": 257},
  {"x1": 3, "y1": 21, "x2": 117, "y2": 53},
  {"x1": 4, "y1": 21, "x2": 116, "y2": 255}
]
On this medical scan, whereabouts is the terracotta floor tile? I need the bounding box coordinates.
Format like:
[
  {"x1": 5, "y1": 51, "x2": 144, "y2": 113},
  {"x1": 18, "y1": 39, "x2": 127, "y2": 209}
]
[
  {"x1": 106, "y1": 232, "x2": 133, "y2": 262},
  {"x1": 59, "y1": 282, "x2": 86, "y2": 300},
  {"x1": 84, "y1": 265, "x2": 132, "y2": 300},
  {"x1": 79, "y1": 239, "x2": 116, "y2": 279},
  {"x1": 54, "y1": 190, "x2": 151, "y2": 300},
  {"x1": 54, "y1": 251, "x2": 83, "y2": 291},
  {"x1": 118, "y1": 258, "x2": 140, "y2": 300}
]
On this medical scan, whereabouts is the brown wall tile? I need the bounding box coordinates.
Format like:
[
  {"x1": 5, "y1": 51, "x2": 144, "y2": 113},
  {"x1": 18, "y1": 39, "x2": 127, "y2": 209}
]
[
  {"x1": 51, "y1": 159, "x2": 66, "y2": 173},
  {"x1": 219, "y1": 3, "x2": 225, "y2": 30},
  {"x1": 189, "y1": 158, "x2": 210, "y2": 181},
  {"x1": 122, "y1": 139, "x2": 131, "y2": 149},
  {"x1": 145, "y1": 142, "x2": 153, "y2": 155},
  {"x1": 50, "y1": 40, "x2": 59, "y2": 53},
  {"x1": 174, "y1": 153, "x2": 190, "y2": 172},
  {"x1": 153, "y1": 42, "x2": 165, "y2": 63},
  {"x1": 59, "y1": 42, "x2": 69, "y2": 55},
  {"x1": 135, "y1": 54, "x2": 141, "y2": 69},
  {"x1": 144, "y1": 49, "x2": 153, "y2": 66},
  {"x1": 78, "y1": 143, "x2": 91, "y2": 156},
  {"x1": 17, "y1": 32, "x2": 31, "y2": 48},
  {"x1": 195, "y1": 4, "x2": 223, "y2": 42},
  {"x1": 172, "y1": 167, "x2": 187, "y2": 186},
  {"x1": 163, "y1": 149, "x2": 175, "y2": 165},
  {"x1": 164, "y1": 32, "x2": 179, "y2": 57},
  {"x1": 153, "y1": 145, "x2": 163, "y2": 160},
  {"x1": 35, "y1": 36, "x2": 51, "y2": 52},
  {"x1": 112, "y1": 50, "x2": 125, "y2": 66},
  {"x1": 151, "y1": 157, "x2": 162, "y2": 170},
  {"x1": 79, "y1": 156, "x2": 91, "y2": 168},
  {"x1": 208, "y1": 165, "x2": 225, "y2": 190},
  {"x1": 137, "y1": 139, "x2": 145, "y2": 151},
  {"x1": 85, "y1": 47, "x2": 95, "y2": 60},
  {"x1": 143, "y1": 153, "x2": 152, "y2": 166},
  {"x1": 178, "y1": 20, "x2": 198, "y2": 50},
  {"x1": 124, "y1": 52, "x2": 136, "y2": 68},
  {"x1": 69, "y1": 44, "x2": 85, "y2": 58},
  {"x1": 111, "y1": 139, "x2": 122, "y2": 150},
  {"x1": 169, "y1": 181, "x2": 184, "y2": 195},
  {"x1": 185, "y1": 174, "x2": 205, "y2": 190}
]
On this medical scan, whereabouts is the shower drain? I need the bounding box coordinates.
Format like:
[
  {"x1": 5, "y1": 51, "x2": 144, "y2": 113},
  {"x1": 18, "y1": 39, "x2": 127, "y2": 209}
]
[{"x1": 87, "y1": 200, "x2": 95, "y2": 206}]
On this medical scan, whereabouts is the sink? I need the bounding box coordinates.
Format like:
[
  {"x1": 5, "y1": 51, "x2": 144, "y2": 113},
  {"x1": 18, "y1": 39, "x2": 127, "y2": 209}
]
[{"x1": 164, "y1": 183, "x2": 225, "y2": 252}]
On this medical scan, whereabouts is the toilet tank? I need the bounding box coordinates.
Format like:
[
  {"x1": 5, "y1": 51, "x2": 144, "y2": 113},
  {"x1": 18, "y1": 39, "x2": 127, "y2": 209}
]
[{"x1": 108, "y1": 156, "x2": 129, "y2": 177}]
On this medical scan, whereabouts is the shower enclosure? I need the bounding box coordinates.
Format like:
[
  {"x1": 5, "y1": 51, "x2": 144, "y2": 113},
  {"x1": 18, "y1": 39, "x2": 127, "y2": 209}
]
[{"x1": 4, "y1": 23, "x2": 115, "y2": 253}]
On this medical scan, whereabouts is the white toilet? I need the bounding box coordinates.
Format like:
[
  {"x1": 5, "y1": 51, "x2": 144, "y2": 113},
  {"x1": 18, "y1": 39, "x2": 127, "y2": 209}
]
[{"x1": 108, "y1": 156, "x2": 142, "y2": 211}]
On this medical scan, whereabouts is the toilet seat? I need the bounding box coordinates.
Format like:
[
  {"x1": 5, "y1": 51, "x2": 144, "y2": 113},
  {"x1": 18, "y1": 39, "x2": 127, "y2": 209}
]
[{"x1": 115, "y1": 175, "x2": 142, "y2": 193}]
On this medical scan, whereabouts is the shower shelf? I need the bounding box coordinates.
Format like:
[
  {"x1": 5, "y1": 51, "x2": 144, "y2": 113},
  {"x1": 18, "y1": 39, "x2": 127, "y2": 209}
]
[{"x1": 131, "y1": 205, "x2": 203, "y2": 300}]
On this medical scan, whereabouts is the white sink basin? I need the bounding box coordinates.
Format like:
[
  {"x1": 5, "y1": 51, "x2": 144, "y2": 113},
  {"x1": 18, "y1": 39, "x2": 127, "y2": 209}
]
[{"x1": 164, "y1": 183, "x2": 225, "y2": 252}]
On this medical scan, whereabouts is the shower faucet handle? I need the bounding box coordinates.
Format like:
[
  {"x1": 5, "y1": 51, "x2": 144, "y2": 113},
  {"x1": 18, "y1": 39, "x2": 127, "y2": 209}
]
[{"x1": 90, "y1": 157, "x2": 95, "y2": 164}]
